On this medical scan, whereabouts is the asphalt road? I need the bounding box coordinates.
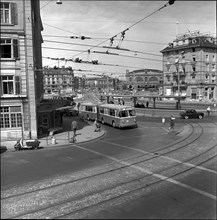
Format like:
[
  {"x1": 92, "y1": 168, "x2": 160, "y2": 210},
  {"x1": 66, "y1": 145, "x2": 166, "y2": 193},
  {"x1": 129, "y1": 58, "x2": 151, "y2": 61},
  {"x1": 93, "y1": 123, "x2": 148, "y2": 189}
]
[{"x1": 1, "y1": 116, "x2": 216, "y2": 219}]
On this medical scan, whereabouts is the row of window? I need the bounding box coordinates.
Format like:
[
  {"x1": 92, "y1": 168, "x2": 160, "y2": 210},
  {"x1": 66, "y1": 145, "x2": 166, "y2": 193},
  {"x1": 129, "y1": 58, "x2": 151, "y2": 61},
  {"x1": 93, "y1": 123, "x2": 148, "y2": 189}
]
[
  {"x1": 165, "y1": 64, "x2": 216, "y2": 73},
  {"x1": 0, "y1": 106, "x2": 22, "y2": 128}
]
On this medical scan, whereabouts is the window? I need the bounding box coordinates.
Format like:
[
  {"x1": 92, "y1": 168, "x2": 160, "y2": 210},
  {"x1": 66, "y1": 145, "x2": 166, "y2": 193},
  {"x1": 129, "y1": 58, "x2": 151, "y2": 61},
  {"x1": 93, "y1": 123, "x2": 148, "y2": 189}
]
[
  {"x1": 0, "y1": 38, "x2": 19, "y2": 59},
  {"x1": 0, "y1": 106, "x2": 22, "y2": 128},
  {"x1": 206, "y1": 64, "x2": 209, "y2": 72},
  {"x1": 0, "y1": 75, "x2": 21, "y2": 95},
  {"x1": 0, "y1": 2, "x2": 17, "y2": 25},
  {"x1": 109, "y1": 109, "x2": 115, "y2": 117},
  {"x1": 212, "y1": 64, "x2": 216, "y2": 72},
  {"x1": 212, "y1": 54, "x2": 215, "y2": 62}
]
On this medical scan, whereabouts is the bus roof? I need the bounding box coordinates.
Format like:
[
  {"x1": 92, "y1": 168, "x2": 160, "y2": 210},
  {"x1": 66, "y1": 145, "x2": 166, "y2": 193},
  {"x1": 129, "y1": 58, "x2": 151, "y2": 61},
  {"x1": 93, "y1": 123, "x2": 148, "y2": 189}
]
[
  {"x1": 99, "y1": 104, "x2": 134, "y2": 110},
  {"x1": 81, "y1": 101, "x2": 99, "y2": 106}
]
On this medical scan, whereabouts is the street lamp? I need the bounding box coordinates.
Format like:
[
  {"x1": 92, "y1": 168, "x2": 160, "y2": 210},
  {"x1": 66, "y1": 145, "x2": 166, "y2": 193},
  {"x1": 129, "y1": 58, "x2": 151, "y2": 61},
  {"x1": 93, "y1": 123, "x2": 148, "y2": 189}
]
[{"x1": 175, "y1": 58, "x2": 180, "y2": 97}]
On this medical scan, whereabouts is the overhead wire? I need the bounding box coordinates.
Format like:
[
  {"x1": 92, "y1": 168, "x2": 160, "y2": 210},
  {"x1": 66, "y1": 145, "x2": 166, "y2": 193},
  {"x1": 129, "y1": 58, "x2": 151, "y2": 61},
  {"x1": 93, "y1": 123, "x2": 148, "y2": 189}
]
[
  {"x1": 44, "y1": 1, "x2": 174, "y2": 67},
  {"x1": 40, "y1": 0, "x2": 54, "y2": 10}
]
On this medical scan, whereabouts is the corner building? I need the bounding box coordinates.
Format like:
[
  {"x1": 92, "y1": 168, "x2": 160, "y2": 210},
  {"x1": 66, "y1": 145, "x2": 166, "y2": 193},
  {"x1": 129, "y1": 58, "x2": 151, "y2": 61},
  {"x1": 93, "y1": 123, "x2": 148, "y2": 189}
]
[
  {"x1": 161, "y1": 31, "x2": 217, "y2": 101},
  {"x1": 0, "y1": 0, "x2": 43, "y2": 140}
]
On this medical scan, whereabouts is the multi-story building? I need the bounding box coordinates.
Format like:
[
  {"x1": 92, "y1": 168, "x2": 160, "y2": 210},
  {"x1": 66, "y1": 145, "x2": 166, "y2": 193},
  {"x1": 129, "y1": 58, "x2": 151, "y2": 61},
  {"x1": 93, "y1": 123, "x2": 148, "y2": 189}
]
[
  {"x1": 0, "y1": 0, "x2": 43, "y2": 139},
  {"x1": 43, "y1": 67, "x2": 74, "y2": 94},
  {"x1": 125, "y1": 69, "x2": 164, "y2": 95},
  {"x1": 161, "y1": 31, "x2": 217, "y2": 101},
  {"x1": 85, "y1": 76, "x2": 115, "y2": 91}
]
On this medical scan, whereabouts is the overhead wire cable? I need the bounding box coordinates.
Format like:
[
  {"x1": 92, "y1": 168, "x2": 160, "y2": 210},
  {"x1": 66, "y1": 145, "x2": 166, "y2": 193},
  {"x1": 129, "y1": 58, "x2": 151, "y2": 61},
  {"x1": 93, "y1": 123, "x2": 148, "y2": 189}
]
[
  {"x1": 40, "y1": 0, "x2": 54, "y2": 10},
  {"x1": 47, "y1": 1, "x2": 174, "y2": 67}
]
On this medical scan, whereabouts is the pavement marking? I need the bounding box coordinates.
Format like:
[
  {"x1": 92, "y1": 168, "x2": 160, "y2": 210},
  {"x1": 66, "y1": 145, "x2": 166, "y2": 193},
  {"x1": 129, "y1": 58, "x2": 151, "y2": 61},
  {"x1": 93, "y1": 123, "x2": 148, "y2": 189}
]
[
  {"x1": 100, "y1": 140, "x2": 217, "y2": 175},
  {"x1": 72, "y1": 143, "x2": 216, "y2": 201}
]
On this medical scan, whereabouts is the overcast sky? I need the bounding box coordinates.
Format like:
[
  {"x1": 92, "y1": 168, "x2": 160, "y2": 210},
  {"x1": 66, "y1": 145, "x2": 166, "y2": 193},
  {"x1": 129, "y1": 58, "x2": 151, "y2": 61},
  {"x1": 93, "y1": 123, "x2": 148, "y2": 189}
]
[{"x1": 40, "y1": 0, "x2": 216, "y2": 78}]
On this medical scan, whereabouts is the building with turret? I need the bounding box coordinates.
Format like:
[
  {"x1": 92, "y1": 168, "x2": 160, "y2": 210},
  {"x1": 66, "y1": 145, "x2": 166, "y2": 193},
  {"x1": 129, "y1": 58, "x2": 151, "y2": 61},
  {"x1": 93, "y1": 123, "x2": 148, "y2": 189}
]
[{"x1": 161, "y1": 31, "x2": 217, "y2": 101}]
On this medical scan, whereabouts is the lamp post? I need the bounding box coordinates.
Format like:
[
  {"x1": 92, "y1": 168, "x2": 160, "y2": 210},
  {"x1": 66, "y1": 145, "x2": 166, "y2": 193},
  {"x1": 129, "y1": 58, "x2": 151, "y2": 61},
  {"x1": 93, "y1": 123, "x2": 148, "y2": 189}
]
[{"x1": 175, "y1": 59, "x2": 180, "y2": 96}]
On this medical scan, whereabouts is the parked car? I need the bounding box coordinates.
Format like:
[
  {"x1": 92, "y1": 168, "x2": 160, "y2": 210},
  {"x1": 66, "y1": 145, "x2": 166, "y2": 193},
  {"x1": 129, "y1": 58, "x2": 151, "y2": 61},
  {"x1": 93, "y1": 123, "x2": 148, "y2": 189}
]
[{"x1": 180, "y1": 109, "x2": 204, "y2": 119}]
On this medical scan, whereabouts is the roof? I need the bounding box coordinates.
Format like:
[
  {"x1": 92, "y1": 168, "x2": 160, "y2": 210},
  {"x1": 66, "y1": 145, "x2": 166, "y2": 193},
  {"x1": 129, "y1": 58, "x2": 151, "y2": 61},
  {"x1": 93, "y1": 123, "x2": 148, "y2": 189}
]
[
  {"x1": 99, "y1": 104, "x2": 134, "y2": 110},
  {"x1": 161, "y1": 36, "x2": 217, "y2": 53},
  {"x1": 128, "y1": 69, "x2": 163, "y2": 74}
]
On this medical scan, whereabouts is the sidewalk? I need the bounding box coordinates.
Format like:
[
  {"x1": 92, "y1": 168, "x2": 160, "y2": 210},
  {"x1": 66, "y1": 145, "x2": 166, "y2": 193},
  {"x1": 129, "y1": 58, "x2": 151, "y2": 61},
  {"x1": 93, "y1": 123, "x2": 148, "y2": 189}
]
[{"x1": 0, "y1": 122, "x2": 105, "y2": 152}]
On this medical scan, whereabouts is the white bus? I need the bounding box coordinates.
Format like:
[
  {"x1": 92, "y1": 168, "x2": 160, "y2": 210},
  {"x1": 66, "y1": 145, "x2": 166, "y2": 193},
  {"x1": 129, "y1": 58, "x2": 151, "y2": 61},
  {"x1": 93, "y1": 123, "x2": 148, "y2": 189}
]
[
  {"x1": 80, "y1": 102, "x2": 98, "y2": 121},
  {"x1": 80, "y1": 102, "x2": 137, "y2": 128}
]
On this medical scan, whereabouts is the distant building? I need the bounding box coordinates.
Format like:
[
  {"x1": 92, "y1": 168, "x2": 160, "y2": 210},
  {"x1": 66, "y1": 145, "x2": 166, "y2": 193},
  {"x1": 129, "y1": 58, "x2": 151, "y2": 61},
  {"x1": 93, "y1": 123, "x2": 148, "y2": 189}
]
[
  {"x1": 85, "y1": 76, "x2": 114, "y2": 91},
  {"x1": 43, "y1": 67, "x2": 74, "y2": 94},
  {"x1": 161, "y1": 30, "x2": 217, "y2": 101},
  {"x1": 0, "y1": 0, "x2": 43, "y2": 139},
  {"x1": 125, "y1": 69, "x2": 164, "y2": 95}
]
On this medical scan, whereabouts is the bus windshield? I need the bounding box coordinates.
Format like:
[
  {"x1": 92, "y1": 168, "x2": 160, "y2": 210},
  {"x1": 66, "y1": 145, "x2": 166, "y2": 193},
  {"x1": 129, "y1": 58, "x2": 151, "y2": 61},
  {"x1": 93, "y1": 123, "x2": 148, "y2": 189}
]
[{"x1": 119, "y1": 109, "x2": 136, "y2": 117}]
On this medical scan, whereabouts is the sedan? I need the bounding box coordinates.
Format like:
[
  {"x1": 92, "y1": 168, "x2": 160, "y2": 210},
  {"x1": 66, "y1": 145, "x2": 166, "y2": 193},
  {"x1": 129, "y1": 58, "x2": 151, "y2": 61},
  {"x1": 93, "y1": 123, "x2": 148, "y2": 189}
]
[{"x1": 180, "y1": 109, "x2": 204, "y2": 119}]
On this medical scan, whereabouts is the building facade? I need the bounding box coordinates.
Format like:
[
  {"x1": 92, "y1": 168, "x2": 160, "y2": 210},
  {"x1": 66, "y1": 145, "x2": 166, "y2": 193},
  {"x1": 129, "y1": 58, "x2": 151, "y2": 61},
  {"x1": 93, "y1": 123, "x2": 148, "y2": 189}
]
[
  {"x1": 43, "y1": 67, "x2": 74, "y2": 94},
  {"x1": 125, "y1": 69, "x2": 164, "y2": 95},
  {"x1": 161, "y1": 31, "x2": 217, "y2": 101},
  {"x1": 0, "y1": 0, "x2": 43, "y2": 140}
]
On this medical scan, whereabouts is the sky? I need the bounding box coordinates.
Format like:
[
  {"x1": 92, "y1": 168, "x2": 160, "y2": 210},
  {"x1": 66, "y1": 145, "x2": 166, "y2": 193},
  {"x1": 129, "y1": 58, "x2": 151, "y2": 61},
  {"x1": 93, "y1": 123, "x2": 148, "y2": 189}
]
[{"x1": 40, "y1": 0, "x2": 216, "y2": 78}]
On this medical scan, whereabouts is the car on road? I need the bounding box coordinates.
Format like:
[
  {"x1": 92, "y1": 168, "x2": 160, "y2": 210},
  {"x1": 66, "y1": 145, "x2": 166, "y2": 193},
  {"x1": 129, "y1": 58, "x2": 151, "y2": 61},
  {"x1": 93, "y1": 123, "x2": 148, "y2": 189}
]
[{"x1": 180, "y1": 109, "x2": 204, "y2": 119}]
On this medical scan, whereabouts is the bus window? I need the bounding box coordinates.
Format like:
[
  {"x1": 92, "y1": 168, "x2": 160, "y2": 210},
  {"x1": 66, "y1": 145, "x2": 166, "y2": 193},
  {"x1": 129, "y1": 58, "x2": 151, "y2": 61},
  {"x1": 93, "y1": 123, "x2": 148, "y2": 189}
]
[
  {"x1": 119, "y1": 110, "x2": 128, "y2": 118},
  {"x1": 100, "y1": 108, "x2": 104, "y2": 114},
  {"x1": 109, "y1": 109, "x2": 115, "y2": 117},
  {"x1": 104, "y1": 108, "x2": 108, "y2": 115},
  {"x1": 129, "y1": 109, "x2": 136, "y2": 116}
]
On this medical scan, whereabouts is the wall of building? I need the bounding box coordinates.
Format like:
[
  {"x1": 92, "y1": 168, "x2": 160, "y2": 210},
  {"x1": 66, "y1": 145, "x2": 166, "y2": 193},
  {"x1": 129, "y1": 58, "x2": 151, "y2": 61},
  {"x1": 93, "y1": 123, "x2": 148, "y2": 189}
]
[
  {"x1": 161, "y1": 32, "x2": 217, "y2": 101},
  {"x1": 0, "y1": 0, "x2": 43, "y2": 140}
]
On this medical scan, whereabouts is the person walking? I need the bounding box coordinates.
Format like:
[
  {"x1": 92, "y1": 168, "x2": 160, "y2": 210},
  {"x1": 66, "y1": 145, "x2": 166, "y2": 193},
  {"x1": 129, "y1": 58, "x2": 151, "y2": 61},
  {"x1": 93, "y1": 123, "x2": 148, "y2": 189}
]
[
  {"x1": 94, "y1": 118, "x2": 101, "y2": 132},
  {"x1": 207, "y1": 106, "x2": 211, "y2": 116},
  {"x1": 162, "y1": 116, "x2": 165, "y2": 126},
  {"x1": 71, "y1": 120, "x2": 78, "y2": 142},
  {"x1": 146, "y1": 101, "x2": 149, "y2": 108},
  {"x1": 169, "y1": 115, "x2": 175, "y2": 131}
]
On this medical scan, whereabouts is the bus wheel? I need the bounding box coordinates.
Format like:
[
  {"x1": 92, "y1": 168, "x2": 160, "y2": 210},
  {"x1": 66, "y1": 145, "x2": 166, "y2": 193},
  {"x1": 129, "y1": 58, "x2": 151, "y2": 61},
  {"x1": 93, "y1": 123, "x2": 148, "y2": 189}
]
[
  {"x1": 101, "y1": 118, "x2": 104, "y2": 124},
  {"x1": 112, "y1": 121, "x2": 116, "y2": 128}
]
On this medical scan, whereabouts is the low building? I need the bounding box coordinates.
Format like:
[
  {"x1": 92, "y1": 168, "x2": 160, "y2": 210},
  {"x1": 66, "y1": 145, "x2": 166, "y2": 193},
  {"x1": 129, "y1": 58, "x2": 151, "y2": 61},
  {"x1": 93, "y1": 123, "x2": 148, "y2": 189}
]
[{"x1": 125, "y1": 69, "x2": 164, "y2": 95}]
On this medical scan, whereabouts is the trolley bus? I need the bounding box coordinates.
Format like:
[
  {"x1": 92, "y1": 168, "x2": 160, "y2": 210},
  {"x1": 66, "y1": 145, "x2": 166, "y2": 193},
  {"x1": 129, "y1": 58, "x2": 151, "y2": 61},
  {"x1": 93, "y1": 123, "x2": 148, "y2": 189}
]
[
  {"x1": 80, "y1": 102, "x2": 98, "y2": 121},
  {"x1": 80, "y1": 102, "x2": 137, "y2": 128}
]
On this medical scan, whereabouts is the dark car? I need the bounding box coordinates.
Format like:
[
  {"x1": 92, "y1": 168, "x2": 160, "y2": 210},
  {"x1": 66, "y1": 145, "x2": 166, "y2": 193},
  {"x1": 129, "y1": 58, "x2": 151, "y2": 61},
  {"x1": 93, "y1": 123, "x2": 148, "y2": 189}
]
[{"x1": 180, "y1": 109, "x2": 204, "y2": 119}]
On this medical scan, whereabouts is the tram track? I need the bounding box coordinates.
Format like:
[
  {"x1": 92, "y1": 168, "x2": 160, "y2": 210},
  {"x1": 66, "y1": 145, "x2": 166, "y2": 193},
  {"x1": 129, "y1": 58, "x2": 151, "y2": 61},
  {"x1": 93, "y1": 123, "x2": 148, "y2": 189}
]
[{"x1": 1, "y1": 122, "x2": 217, "y2": 219}]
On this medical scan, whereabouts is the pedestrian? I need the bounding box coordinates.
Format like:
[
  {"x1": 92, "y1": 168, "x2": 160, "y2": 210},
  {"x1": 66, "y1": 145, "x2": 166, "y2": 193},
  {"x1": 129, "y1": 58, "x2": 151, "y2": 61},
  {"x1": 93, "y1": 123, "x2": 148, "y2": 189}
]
[
  {"x1": 77, "y1": 102, "x2": 81, "y2": 112},
  {"x1": 146, "y1": 101, "x2": 149, "y2": 108},
  {"x1": 94, "y1": 118, "x2": 101, "y2": 132},
  {"x1": 162, "y1": 116, "x2": 165, "y2": 126},
  {"x1": 169, "y1": 115, "x2": 175, "y2": 131},
  {"x1": 122, "y1": 99, "x2": 125, "y2": 105},
  {"x1": 207, "y1": 106, "x2": 211, "y2": 116},
  {"x1": 71, "y1": 120, "x2": 78, "y2": 142}
]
